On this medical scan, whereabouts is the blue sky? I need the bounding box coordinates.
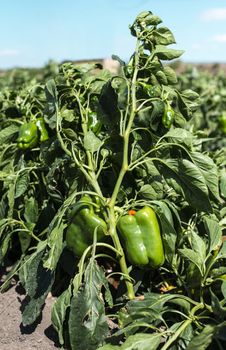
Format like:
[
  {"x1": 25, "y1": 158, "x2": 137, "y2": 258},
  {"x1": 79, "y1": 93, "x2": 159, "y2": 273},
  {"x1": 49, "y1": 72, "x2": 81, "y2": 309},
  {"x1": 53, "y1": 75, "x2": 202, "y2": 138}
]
[{"x1": 0, "y1": 0, "x2": 226, "y2": 69}]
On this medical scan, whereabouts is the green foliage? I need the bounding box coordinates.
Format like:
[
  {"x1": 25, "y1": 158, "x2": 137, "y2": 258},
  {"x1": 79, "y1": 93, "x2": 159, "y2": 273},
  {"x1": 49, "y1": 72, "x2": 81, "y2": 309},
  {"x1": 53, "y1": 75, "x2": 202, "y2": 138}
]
[
  {"x1": 68, "y1": 259, "x2": 110, "y2": 350},
  {"x1": 0, "y1": 9, "x2": 226, "y2": 350}
]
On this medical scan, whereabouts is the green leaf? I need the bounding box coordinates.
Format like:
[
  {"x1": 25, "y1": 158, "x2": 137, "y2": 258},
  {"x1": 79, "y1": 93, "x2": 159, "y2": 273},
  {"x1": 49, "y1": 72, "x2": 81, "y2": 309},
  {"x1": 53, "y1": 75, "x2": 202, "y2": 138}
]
[
  {"x1": 99, "y1": 80, "x2": 120, "y2": 125},
  {"x1": 14, "y1": 170, "x2": 30, "y2": 198},
  {"x1": 211, "y1": 266, "x2": 226, "y2": 279},
  {"x1": 190, "y1": 151, "x2": 220, "y2": 201},
  {"x1": 19, "y1": 242, "x2": 46, "y2": 295},
  {"x1": 19, "y1": 241, "x2": 54, "y2": 326},
  {"x1": 221, "y1": 281, "x2": 226, "y2": 298},
  {"x1": 0, "y1": 198, "x2": 7, "y2": 220},
  {"x1": 136, "y1": 11, "x2": 152, "y2": 19},
  {"x1": 0, "y1": 218, "x2": 10, "y2": 237},
  {"x1": 220, "y1": 169, "x2": 226, "y2": 198},
  {"x1": 190, "y1": 230, "x2": 206, "y2": 263},
  {"x1": 187, "y1": 320, "x2": 226, "y2": 348},
  {"x1": 61, "y1": 108, "x2": 75, "y2": 122},
  {"x1": 0, "y1": 124, "x2": 19, "y2": 144},
  {"x1": 45, "y1": 79, "x2": 58, "y2": 128},
  {"x1": 0, "y1": 232, "x2": 12, "y2": 264},
  {"x1": 98, "y1": 345, "x2": 120, "y2": 350},
  {"x1": 178, "y1": 248, "x2": 204, "y2": 275},
  {"x1": 135, "y1": 11, "x2": 162, "y2": 26},
  {"x1": 68, "y1": 260, "x2": 110, "y2": 350},
  {"x1": 159, "y1": 158, "x2": 211, "y2": 212},
  {"x1": 144, "y1": 15, "x2": 162, "y2": 26},
  {"x1": 163, "y1": 65, "x2": 178, "y2": 84},
  {"x1": 185, "y1": 325, "x2": 215, "y2": 350},
  {"x1": 135, "y1": 161, "x2": 163, "y2": 200},
  {"x1": 24, "y1": 197, "x2": 39, "y2": 225},
  {"x1": 165, "y1": 127, "x2": 194, "y2": 148},
  {"x1": 146, "y1": 57, "x2": 162, "y2": 72},
  {"x1": 177, "y1": 322, "x2": 194, "y2": 348},
  {"x1": 139, "y1": 183, "x2": 163, "y2": 200},
  {"x1": 18, "y1": 230, "x2": 31, "y2": 253},
  {"x1": 203, "y1": 216, "x2": 222, "y2": 254},
  {"x1": 155, "y1": 70, "x2": 168, "y2": 85},
  {"x1": 154, "y1": 45, "x2": 184, "y2": 61},
  {"x1": 127, "y1": 293, "x2": 180, "y2": 321},
  {"x1": 43, "y1": 222, "x2": 66, "y2": 270},
  {"x1": 149, "y1": 100, "x2": 165, "y2": 131},
  {"x1": 121, "y1": 333, "x2": 162, "y2": 350},
  {"x1": 153, "y1": 27, "x2": 176, "y2": 45},
  {"x1": 112, "y1": 55, "x2": 125, "y2": 66},
  {"x1": 168, "y1": 298, "x2": 191, "y2": 314},
  {"x1": 217, "y1": 241, "x2": 226, "y2": 259},
  {"x1": 84, "y1": 131, "x2": 102, "y2": 153},
  {"x1": 211, "y1": 290, "x2": 226, "y2": 320},
  {"x1": 135, "y1": 98, "x2": 163, "y2": 130},
  {"x1": 51, "y1": 286, "x2": 72, "y2": 345},
  {"x1": 6, "y1": 181, "x2": 15, "y2": 217},
  {"x1": 211, "y1": 321, "x2": 226, "y2": 341},
  {"x1": 63, "y1": 128, "x2": 78, "y2": 140},
  {"x1": 177, "y1": 89, "x2": 200, "y2": 118},
  {"x1": 154, "y1": 201, "x2": 177, "y2": 264},
  {"x1": 45, "y1": 78, "x2": 58, "y2": 101},
  {"x1": 138, "y1": 161, "x2": 164, "y2": 200}
]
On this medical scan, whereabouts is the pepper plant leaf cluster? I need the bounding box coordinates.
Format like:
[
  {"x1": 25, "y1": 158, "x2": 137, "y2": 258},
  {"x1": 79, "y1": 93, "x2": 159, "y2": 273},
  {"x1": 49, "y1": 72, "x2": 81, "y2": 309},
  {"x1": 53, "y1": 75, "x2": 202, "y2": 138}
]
[{"x1": 0, "y1": 10, "x2": 226, "y2": 350}]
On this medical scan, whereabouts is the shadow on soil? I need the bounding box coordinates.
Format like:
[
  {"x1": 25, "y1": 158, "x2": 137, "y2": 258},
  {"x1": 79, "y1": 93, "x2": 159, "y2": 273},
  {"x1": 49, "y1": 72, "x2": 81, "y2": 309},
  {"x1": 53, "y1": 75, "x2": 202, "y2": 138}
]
[{"x1": 18, "y1": 289, "x2": 61, "y2": 347}]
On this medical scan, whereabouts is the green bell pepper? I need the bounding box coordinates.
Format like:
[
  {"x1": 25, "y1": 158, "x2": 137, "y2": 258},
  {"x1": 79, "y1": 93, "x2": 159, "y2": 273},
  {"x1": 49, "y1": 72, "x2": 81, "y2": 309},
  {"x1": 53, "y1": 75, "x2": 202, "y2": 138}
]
[
  {"x1": 36, "y1": 118, "x2": 49, "y2": 142},
  {"x1": 117, "y1": 207, "x2": 164, "y2": 268},
  {"x1": 66, "y1": 195, "x2": 107, "y2": 257},
  {"x1": 17, "y1": 122, "x2": 39, "y2": 150},
  {"x1": 162, "y1": 104, "x2": 174, "y2": 129},
  {"x1": 218, "y1": 114, "x2": 226, "y2": 134},
  {"x1": 88, "y1": 111, "x2": 102, "y2": 134}
]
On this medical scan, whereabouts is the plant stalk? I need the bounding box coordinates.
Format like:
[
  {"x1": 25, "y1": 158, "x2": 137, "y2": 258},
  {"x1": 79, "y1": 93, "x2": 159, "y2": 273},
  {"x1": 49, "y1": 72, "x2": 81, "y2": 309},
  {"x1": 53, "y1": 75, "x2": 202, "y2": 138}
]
[
  {"x1": 108, "y1": 206, "x2": 135, "y2": 300},
  {"x1": 161, "y1": 303, "x2": 204, "y2": 350},
  {"x1": 107, "y1": 39, "x2": 140, "y2": 300}
]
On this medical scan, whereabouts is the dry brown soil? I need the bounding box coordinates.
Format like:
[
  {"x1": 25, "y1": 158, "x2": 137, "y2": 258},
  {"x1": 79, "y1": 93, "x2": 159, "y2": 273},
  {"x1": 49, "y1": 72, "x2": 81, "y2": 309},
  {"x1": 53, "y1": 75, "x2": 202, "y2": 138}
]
[{"x1": 0, "y1": 268, "x2": 61, "y2": 350}]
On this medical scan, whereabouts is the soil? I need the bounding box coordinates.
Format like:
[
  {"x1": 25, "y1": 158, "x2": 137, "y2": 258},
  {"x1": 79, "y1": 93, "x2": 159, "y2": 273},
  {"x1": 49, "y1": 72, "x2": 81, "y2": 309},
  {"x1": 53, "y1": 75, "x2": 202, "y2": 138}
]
[{"x1": 0, "y1": 267, "x2": 60, "y2": 350}]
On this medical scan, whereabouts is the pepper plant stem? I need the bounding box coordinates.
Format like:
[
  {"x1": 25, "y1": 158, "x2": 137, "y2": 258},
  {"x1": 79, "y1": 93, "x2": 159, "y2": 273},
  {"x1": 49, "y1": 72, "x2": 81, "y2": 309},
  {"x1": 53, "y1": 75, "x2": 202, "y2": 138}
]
[
  {"x1": 108, "y1": 206, "x2": 135, "y2": 299},
  {"x1": 107, "y1": 39, "x2": 140, "y2": 300},
  {"x1": 161, "y1": 319, "x2": 193, "y2": 350},
  {"x1": 161, "y1": 303, "x2": 204, "y2": 350}
]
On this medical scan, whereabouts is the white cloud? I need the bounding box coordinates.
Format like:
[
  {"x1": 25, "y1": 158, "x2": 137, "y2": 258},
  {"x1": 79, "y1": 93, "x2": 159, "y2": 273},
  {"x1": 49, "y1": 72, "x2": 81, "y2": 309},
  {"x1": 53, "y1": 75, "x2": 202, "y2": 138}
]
[
  {"x1": 212, "y1": 34, "x2": 226, "y2": 43},
  {"x1": 0, "y1": 49, "x2": 20, "y2": 57},
  {"x1": 201, "y1": 8, "x2": 226, "y2": 21}
]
